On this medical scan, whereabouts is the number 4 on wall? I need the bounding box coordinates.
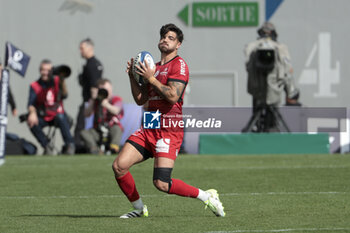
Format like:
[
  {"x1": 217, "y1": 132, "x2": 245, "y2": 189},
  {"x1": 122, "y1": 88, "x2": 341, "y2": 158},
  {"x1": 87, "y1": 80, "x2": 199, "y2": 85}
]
[{"x1": 298, "y1": 32, "x2": 340, "y2": 98}]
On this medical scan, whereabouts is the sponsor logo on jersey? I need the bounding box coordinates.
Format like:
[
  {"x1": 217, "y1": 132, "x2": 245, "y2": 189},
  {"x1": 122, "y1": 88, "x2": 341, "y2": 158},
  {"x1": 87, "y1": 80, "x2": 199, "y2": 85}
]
[
  {"x1": 179, "y1": 59, "x2": 186, "y2": 76},
  {"x1": 154, "y1": 70, "x2": 160, "y2": 77},
  {"x1": 155, "y1": 138, "x2": 170, "y2": 153},
  {"x1": 160, "y1": 67, "x2": 168, "y2": 75}
]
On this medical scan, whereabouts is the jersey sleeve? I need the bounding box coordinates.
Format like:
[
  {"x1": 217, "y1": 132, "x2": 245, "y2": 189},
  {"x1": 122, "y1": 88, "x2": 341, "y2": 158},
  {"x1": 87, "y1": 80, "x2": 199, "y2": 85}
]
[{"x1": 167, "y1": 58, "x2": 189, "y2": 85}]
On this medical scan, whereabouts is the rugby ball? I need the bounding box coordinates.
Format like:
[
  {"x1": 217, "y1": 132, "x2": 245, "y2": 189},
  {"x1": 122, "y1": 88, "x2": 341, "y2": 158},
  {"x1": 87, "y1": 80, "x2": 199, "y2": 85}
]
[{"x1": 132, "y1": 51, "x2": 155, "y2": 85}]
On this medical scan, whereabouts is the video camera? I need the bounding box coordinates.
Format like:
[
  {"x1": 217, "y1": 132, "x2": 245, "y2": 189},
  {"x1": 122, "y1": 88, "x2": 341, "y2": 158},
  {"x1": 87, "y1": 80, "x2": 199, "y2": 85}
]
[
  {"x1": 250, "y1": 38, "x2": 277, "y2": 73},
  {"x1": 255, "y1": 49, "x2": 275, "y2": 73},
  {"x1": 246, "y1": 39, "x2": 278, "y2": 102}
]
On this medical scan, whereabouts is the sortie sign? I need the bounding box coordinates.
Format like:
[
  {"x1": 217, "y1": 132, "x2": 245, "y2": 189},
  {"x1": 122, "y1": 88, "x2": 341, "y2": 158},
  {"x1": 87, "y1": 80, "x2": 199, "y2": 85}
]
[{"x1": 178, "y1": 2, "x2": 259, "y2": 27}]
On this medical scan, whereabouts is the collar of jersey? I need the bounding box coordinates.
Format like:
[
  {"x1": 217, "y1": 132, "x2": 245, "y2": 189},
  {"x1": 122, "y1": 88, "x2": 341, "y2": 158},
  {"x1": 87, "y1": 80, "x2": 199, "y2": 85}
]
[{"x1": 158, "y1": 55, "x2": 179, "y2": 66}]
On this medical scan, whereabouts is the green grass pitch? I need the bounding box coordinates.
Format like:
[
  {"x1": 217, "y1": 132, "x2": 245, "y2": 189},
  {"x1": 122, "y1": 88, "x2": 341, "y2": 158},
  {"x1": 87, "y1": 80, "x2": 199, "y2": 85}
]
[{"x1": 0, "y1": 154, "x2": 349, "y2": 233}]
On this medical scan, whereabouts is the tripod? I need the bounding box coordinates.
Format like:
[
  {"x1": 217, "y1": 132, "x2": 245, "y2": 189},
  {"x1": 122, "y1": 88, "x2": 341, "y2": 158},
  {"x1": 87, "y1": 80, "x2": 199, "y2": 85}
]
[{"x1": 242, "y1": 103, "x2": 290, "y2": 133}]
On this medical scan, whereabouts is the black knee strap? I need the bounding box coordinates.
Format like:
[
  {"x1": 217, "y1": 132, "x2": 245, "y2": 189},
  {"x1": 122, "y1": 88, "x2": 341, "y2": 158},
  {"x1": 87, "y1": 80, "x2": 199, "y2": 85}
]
[{"x1": 153, "y1": 168, "x2": 173, "y2": 183}]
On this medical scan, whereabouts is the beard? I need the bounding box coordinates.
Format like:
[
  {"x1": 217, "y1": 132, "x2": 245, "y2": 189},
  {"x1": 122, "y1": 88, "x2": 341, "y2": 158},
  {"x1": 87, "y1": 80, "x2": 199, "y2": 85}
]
[{"x1": 158, "y1": 43, "x2": 175, "y2": 54}]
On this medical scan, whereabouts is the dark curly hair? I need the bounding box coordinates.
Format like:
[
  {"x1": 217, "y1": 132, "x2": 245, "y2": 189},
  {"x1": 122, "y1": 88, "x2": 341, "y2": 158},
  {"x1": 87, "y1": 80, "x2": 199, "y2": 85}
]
[{"x1": 160, "y1": 23, "x2": 184, "y2": 43}]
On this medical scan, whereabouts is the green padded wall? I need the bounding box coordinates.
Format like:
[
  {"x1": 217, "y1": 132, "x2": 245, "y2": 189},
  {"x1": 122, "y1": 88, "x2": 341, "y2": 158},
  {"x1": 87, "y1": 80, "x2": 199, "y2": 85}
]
[{"x1": 199, "y1": 133, "x2": 329, "y2": 154}]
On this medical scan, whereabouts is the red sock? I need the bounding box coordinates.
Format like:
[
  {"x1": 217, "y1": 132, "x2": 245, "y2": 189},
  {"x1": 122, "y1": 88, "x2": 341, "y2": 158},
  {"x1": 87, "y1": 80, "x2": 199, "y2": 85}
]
[
  {"x1": 168, "y1": 178, "x2": 199, "y2": 198},
  {"x1": 115, "y1": 171, "x2": 140, "y2": 202}
]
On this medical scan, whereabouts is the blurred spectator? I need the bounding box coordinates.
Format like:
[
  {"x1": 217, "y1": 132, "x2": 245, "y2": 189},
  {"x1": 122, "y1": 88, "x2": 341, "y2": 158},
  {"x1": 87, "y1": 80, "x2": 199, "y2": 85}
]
[
  {"x1": 80, "y1": 79, "x2": 123, "y2": 154},
  {"x1": 26, "y1": 59, "x2": 75, "y2": 155},
  {"x1": 74, "y1": 38, "x2": 103, "y2": 152}
]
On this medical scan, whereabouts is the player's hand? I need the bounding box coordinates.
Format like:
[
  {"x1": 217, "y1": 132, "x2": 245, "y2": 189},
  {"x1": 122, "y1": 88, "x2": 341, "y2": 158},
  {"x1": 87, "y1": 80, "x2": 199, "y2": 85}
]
[
  {"x1": 126, "y1": 58, "x2": 135, "y2": 79},
  {"x1": 27, "y1": 112, "x2": 38, "y2": 128},
  {"x1": 135, "y1": 60, "x2": 156, "y2": 82}
]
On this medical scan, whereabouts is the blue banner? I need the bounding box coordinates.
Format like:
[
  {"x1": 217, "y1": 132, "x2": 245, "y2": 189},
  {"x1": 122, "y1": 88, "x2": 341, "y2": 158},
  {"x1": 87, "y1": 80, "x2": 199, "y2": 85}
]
[
  {"x1": 266, "y1": 0, "x2": 284, "y2": 21},
  {"x1": 0, "y1": 69, "x2": 10, "y2": 165},
  {"x1": 5, "y1": 42, "x2": 30, "y2": 77}
]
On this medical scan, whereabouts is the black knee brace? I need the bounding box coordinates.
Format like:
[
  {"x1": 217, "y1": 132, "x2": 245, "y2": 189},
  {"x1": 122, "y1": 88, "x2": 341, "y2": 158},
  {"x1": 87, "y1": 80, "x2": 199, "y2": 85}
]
[{"x1": 153, "y1": 167, "x2": 173, "y2": 192}]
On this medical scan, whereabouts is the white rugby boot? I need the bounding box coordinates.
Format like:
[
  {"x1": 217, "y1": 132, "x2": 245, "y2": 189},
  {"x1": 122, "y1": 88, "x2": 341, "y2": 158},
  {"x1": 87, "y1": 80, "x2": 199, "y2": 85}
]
[
  {"x1": 204, "y1": 189, "x2": 226, "y2": 217},
  {"x1": 120, "y1": 205, "x2": 149, "y2": 219}
]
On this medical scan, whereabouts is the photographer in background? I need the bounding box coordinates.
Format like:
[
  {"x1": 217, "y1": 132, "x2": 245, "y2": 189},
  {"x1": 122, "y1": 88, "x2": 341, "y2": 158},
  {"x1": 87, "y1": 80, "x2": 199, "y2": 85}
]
[
  {"x1": 80, "y1": 79, "x2": 123, "y2": 154},
  {"x1": 243, "y1": 22, "x2": 301, "y2": 132},
  {"x1": 26, "y1": 59, "x2": 75, "y2": 155}
]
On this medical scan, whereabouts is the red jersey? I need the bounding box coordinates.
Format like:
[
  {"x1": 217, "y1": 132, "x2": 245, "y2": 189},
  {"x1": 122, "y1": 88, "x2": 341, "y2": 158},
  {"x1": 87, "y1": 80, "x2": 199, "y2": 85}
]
[
  {"x1": 147, "y1": 55, "x2": 189, "y2": 118},
  {"x1": 93, "y1": 95, "x2": 124, "y2": 130},
  {"x1": 30, "y1": 76, "x2": 64, "y2": 122},
  {"x1": 128, "y1": 56, "x2": 189, "y2": 160}
]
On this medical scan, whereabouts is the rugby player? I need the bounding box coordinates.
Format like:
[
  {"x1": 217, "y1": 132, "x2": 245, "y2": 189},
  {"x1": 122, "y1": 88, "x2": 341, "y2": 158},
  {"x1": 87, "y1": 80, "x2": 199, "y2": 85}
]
[{"x1": 112, "y1": 23, "x2": 225, "y2": 218}]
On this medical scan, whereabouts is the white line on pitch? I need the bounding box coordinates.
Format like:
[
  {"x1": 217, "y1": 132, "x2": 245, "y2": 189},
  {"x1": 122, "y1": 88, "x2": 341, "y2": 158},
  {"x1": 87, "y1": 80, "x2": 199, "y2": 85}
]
[
  {"x1": 221, "y1": 191, "x2": 347, "y2": 196},
  {"x1": 204, "y1": 165, "x2": 349, "y2": 170},
  {"x1": 0, "y1": 191, "x2": 347, "y2": 200},
  {"x1": 206, "y1": 227, "x2": 350, "y2": 232}
]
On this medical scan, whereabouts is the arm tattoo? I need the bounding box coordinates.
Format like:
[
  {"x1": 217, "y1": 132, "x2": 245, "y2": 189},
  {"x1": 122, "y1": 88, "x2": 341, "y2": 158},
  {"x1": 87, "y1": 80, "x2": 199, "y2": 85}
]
[
  {"x1": 155, "y1": 81, "x2": 185, "y2": 103},
  {"x1": 169, "y1": 81, "x2": 185, "y2": 97},
  {"x1": 175, "y1": 82, "x2": 182, "y2": 96},
  {"x1": 161, "y1": 86, "x2": 171, "y2": 93}
]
